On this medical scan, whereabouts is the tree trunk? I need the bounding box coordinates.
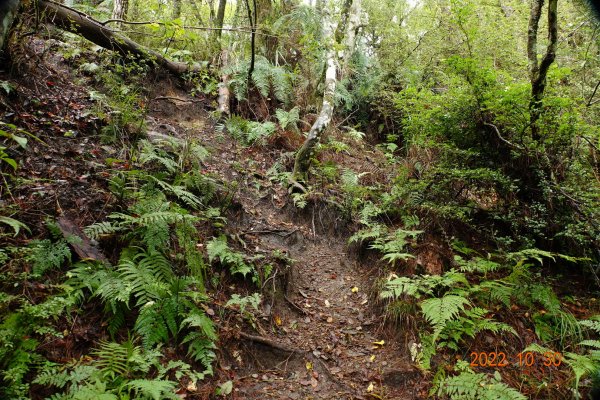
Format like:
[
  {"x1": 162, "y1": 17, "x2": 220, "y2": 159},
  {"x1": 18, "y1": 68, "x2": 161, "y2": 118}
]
[
  {"x1": 244, "y1": 0, "x2": 257, "y2": 81},
  {"x1": 39, "y1": 0, "x2": 205, "y2": 75},
  {"x1": 217, "y1": 49, "x2": 230, "y2": 116},
  {"x1": 292, "y1": 6, "x2": 339, "y2": 179},
  {"x1": 527, "y1": 0, "x2": 558, "y2": 141},
  {"x1": 0, "y1": 0, "x2": 20, "y2": 52},
  {"x1": 292, "y1": 0, "x2": 359, "y2": 180},
  {"x1": 215, "y1": 0, "x2": 227, "y2": 37},
  {"x1": 112, "y1": 0, "x2": 129, "y2": 23}
]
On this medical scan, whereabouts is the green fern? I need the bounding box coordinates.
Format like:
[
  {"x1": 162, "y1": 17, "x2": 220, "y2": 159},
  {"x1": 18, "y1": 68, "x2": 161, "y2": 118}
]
[
  {"x1": 134, "y1": 297, "x2": 178, "y2": 349},
  {"x1": 206, "y1": 236, "x2": 254, "y2": 277},
  {"x1": 28, "y1": 238, "x2": 72, "y2": 276},
  {"x1": 226, "y1": 56, "x2": 293, "y2": 104},
  {"x1": 92, "y1": 340, "x2": 135, "y2": 378},
  {"x1": 441, "y1": 370, "x2": 526, "y2": 400},
  {"x1": 124, "y1": 379, "x2": 178, "y2": 400},
  {"x1": 275, "y1": 107, "x2": 300, "y2": 131},
  {"x1": 117, "y1": 249, "x2": 174, "y2": 306},
  {"x1": 421, "y1": 294, "x2": 470, "y2": 342},
  {"x1": 138, "y1": 139, "x2": 179, "y2": 174},
  {"x1": 369, "y1": 228, "x2": 422, "y2": 266},
  {"x1": 180, "y1": 310, "x2": 217, "y2": 368},
  {"x1": 472, "y1": 280, "x2": 514, "y2": 307}
]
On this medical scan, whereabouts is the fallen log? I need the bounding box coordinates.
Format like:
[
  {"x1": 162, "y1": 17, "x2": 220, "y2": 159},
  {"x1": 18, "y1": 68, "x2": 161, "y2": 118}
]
[{"x1": 39, "y1": 0, "x2": 205, "y2": 75}]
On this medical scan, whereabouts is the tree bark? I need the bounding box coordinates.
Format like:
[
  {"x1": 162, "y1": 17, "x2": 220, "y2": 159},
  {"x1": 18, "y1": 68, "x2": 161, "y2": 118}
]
[
  {"x1": 215, "y1": 0, "x2": 227, "y2": 37},
  {"x1": 292, "y1": 0, "x2": 359, "y2": 180},
  {"x1": 217, "y1": 49, "x2": 230, "y2": 116},
  {"x1": 39, "y1": 0, "x2": 205, "y2": 75},
  {"x1": 527, "y1": 0, "x2": 558, "y2": 141},
  {"x1": 292, "y1": 6, "x2": 339, "y2": 179},
  {"x1": 112, "y1": 0, "x2": 129, "y2": 25},
  {"x1": 0, "y1": 0, "x2": 20, "y2": 52},
  {"x1": 244, "y1": 0, "x2": 257, "y2": 81}
]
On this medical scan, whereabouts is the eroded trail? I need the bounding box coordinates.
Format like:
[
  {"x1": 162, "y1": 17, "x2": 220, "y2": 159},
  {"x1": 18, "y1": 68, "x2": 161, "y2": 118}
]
[{"x1": 147, "y1": 87, "x2": 419, "y2": 399}]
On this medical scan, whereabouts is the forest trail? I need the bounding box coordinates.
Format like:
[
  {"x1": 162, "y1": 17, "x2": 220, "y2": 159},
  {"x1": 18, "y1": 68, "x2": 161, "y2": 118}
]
[{"x1": 146, "y1": 84, "x2": 420, "y2": 399}]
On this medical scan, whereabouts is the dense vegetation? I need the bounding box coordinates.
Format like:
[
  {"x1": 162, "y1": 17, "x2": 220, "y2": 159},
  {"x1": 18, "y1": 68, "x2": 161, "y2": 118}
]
[{"x1": 1, "y1": 0, "x2": 600, "y2": 398}]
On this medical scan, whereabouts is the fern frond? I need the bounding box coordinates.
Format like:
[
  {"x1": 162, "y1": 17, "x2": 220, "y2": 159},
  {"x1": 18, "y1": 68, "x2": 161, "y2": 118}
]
[
  {"x1": 134, "y1": 302, "x2": 170, "y2": 349},
  {"x1": 473, "y1": 280, "x2": 514, "y2": 307},
  {"x1": 84, "y1": 221, "x2": 124, "y2": 240},
  {"x1": 92, "y1": 341, "x2": 130, "y2": 378},
  {"x1": 443, "y1": 371, "x2": 526, "y2": 400},
  {"x1": 422, "y1": 295, "x2": 470, "y2": 341},
  {"x1": 580, "y1": 318, "x2": 600, "y2": 334},
  {"x1": 124, "y1": 379, "x2": 178, "y2": 400},
  {"x1": 118, "y1": 249, "x2": 174, "y2": 306}
]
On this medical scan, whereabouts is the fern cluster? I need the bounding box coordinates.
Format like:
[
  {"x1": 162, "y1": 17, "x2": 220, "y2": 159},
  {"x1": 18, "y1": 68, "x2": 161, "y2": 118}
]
[{"x1": 225, "y1": 56, "x2": 294, "y2": 105}]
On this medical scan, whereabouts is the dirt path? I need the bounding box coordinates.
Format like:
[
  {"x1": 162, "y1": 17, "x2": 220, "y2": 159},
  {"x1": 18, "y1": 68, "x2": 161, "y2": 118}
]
[{"x1": 147, "y1": 89, "x2": 420, "y2": 399}]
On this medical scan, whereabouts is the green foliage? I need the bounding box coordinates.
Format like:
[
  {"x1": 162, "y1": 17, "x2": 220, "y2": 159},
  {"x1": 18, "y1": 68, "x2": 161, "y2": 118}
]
[
  {"x1": 34, "y1": 340, "x2": 180, "y2": 400},
  {"x1": 275, "y1": 107, "x2": 300, "y2": 132},
  {"x1": 0, "y1": 216, "x2": 29, "y2": 237},
  {"x1": 436, "y1": 364, "x2": 527, "y2": 400},
  {"x1": 207, "y1": 236, "x2": 254, "y2": 278},
  {"x1": 421, "y1": 295, "x2": 470, "y2": 342},
  {"x1": 226, "y1": 56, "x2": 294, "y2": 105},
  {"x1": 217, "y1": 115, "x2": 276, "y2": 146}
]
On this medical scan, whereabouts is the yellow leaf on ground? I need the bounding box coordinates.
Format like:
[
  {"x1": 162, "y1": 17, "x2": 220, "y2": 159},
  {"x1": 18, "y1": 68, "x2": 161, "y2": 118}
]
[
  {"x1": 306, "y1": 361, "x2": 313, "y2": 371},
  {"x1": 351, "y1": 286, "x2": 359, "y2": 293},
  {"x1": 367, "y1": 382, "x2": 374, "y2": 392},
  {"x1": 372, "y1": 340, "x2": 385, "y2": 346}
]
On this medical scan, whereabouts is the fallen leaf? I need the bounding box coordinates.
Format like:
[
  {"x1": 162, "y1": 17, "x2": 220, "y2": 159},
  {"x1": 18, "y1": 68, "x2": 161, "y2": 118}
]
[
  {"x1": 372, "y1": 340, "x2": 385, "y2": 347},
  {"x1": 351, "y1": 286, "x2": 359, "y2": 293},
  {"x1": 306, "y1": 361, "x2": 313, "y2": 371},
  {"x1": 187, "y1": 380, "x2": 197, "y2": 391},
  {"x1": 215, "y1": 380, "x2": 232, "y2": 396},
  {"x1": 274, "y1": 315, "x2": 282, "y2": 326},
  {"x1": 370, "y1": 355, "x2": 376, "y2": 362},
  {"x1": 367, "y1": 382, "x2": 374, "y2": 392},
  {"x1": 325, "y1": 299, "x2": 331, "y2": 307}
]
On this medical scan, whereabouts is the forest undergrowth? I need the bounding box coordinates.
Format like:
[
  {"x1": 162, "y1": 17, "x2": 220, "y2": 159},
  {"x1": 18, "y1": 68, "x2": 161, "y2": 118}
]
[{"x1": 1, "y1": 1, "x2": 600, "y2": 399}]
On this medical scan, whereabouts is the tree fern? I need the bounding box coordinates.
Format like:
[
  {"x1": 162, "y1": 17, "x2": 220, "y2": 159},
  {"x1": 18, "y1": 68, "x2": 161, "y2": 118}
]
[{"x1": 421, "y1": 295, "x2": 470, "y2": 342}]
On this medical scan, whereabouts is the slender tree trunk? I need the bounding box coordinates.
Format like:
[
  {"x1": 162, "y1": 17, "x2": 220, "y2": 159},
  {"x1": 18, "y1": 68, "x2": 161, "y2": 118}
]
[
  {"x1": 292, "y1": 5, "x2": 339, "y2": 179},
  {"x1": 527, "y1": 0, "x2": 558, "y2": 141},
  {"x1": 0, "y1": 0, "x2": 20, "y2": 52},
  {"x1": 112, "y1": 0, "x2": 129, "y2": 27},
  {"x1": 215, "y1": 0, "x2": 227, "y2": 37},
  {"x1": 244, "y1": 0, "x2": 257, "y2": 81},
  {"x1": 293, "y1": 0, "x2": 359, "y2": 180},
  {"x1": 217, "y1": 49, "x2": 231, "y2": 116}
]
